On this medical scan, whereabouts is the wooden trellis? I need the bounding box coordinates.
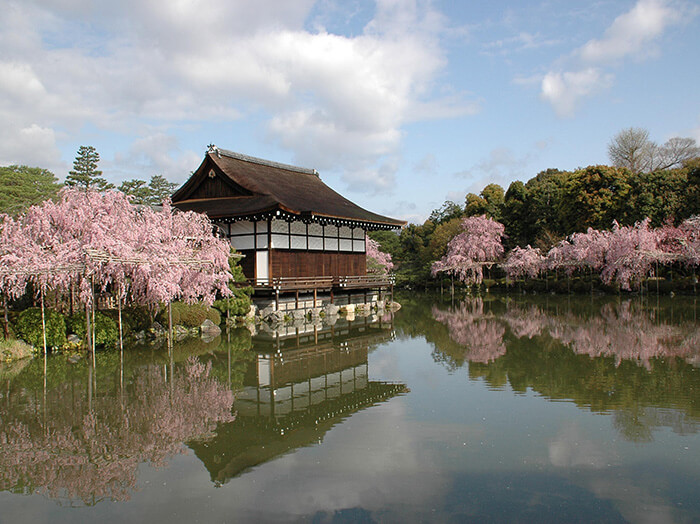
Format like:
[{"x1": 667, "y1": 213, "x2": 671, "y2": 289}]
[{"x1": 0, "y1": 248, "x2": 225, "y2": 355}]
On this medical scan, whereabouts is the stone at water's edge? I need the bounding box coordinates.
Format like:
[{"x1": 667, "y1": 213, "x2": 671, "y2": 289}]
[
  {"x1": 200, "y1": 319, "x2": 222, "y2": 338},
  {"x1": 324, "y1": 304, "x2": 340, "y2": 316}
]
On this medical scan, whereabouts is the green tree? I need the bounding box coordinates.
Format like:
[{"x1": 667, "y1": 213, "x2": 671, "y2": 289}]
[
  {"x1": 681, "y1": 159, "x2": 700, "y2": 219},
  {"x1": 65, "y1": 146, "x2": 113, "y2": 191},
  {"x1": 367, "y1": 230, "x2": 400, "y2": 259},
  {"x1": 147, "y1": 175, "x2": 178, "y2": 204},
  {"x1": 624, "y1": 169, "x2": 687, "y2": 226},
  {"x1": 465, "y1": 193, "x2": 487, "y2": 217},
  {"x1": 0, "y1": 165, "x2": 61, "y2": 215},
  {"x1": 119, "y1": 175, "x2": 178, "y2": 205},
  {"x1": 465, "y1": 184, "x2": 504, "y2": 220},
  {"x1": 394, "y1": 222, "x2": 435, "y2": 288},
  {"x1": 559, "y1": 165, "x2": 632, "y2": 233},
  {"x1": 524, "y1": 168, "x2": 570, "y2": 243},
  {"x1": 428, "y1": 217, "x2": 463, "y2": 261},
  {"x1": 427, "y1": 200, "x2": 463, "y2": 225},
  {"x1": 501, "y1": 180, "x2": 529, "y2": 248},
  {"x1": 118, "y1": 179, "x2": 150, "y2": 203},
  {"x1": 213, "y1": 251, "x2": 253, "y2": 319}
]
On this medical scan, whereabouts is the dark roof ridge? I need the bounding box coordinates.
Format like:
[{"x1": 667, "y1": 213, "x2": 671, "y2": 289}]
[{"x1": 210, "y1": 146, "x2": 318, "y2": 177}]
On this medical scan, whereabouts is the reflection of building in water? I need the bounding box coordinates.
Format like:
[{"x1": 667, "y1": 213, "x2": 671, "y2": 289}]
[{"x1": 190, "y1": 318, "x2": 407, "y2": 485}]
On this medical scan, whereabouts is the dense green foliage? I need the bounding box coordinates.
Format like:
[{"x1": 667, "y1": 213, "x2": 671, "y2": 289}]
[
  {"x1": 14, "y1": 308, "x2": 67, "y2": 349},
  {"x1": 213, "y1": 253, "x2": 253, "y2": 318},
  {"x1": 157, "y1": 302, "x2": 222, "y2": 328},
  {"x1": 374, "y1": 161, "x2": 700, "y2": 288},
  {"x1": 65, "y1": 145, "x2": 114, "y2": 191},
  {"x1": 118, "y1": 174, "x2": 178, "y2": 205},
  {"x1": 0, "y1": 165, "x2": 61, "y2": 216},
  {"x1": 67, "y1": 311, "x2": 119, "y2": 348}
]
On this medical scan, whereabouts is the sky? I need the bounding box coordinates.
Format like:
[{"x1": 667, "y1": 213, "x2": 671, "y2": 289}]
[{"x1": 1, "y1": 0, "x2": 699, "y2": 224}]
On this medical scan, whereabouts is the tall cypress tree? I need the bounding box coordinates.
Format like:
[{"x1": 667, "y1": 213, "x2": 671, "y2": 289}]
[{"x1": 65, "y1": 146, "x2": 114, "y2": 191}]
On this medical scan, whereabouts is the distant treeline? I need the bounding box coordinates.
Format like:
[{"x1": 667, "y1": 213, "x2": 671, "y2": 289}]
[{"x1": 371, "y1": 161, "x2": 700, "y2": 288}]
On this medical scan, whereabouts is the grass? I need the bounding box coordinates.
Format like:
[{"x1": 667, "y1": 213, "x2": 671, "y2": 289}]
[{"x1": 0, "y1": 337, "x2": 36, "y2": 362}]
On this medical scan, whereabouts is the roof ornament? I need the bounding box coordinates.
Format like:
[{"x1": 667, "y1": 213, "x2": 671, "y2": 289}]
[{"x1": 207, "y1": 144, "x2": 221, "y2": 158}]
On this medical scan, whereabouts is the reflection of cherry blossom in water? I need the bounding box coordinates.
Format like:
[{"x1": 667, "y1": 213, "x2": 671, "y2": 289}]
[
  {"x1": 432, "y1": 299, "x2": 506, "y2": 364},
  {"x1": 0, "y1": 357, "x2": 234, "y2": 504},
  {"x1": 503, "y1": 300, "x2": 700, "y2": 369}
]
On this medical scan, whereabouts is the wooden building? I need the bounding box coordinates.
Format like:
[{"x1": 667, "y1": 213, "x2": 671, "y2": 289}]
[{"x1": 172, "y1": 146, "x2": 404, "y2": 297}]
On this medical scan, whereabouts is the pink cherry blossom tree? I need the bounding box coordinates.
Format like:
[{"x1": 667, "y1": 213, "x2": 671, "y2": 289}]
[
  {"x1": 1, "y1": 188, "x2": 233, "y2": 351},
  {"x1": 366, "y1": 236, "x2": 394, "y2": 274},
  {"x1": 599, "y1": 219, "x2": 660, "y2": 291},
  {"x1": 431, "y1": 215, "x2": 505, "y2": 285},
  {"x1": 503, "y1": 245, "x2": 545, "y2": 281}
]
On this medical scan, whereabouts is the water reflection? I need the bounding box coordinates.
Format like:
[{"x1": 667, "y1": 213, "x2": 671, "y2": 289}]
[
  {"x1": 425, "y1": 296, "x2": 700, "y2": 441},
  {"x1": 190, "y1": 316, "x2": 408, "y2": 485},
  {"x1": 0, "y1": 314, "x2": 405, "y2": 503},
  {"x1": 0, "y1": 352, "x2": 234, "y2": 504}
]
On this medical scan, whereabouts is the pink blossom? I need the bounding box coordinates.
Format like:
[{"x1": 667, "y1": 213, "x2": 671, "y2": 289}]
[
  {"x1": 366, "y1": 236, "x2": 394, "y2": 274},
  {"x1": 503, "y1": 245, "x2": 545, "y2": 280},
  {"x1": 432, "y1": 215, "x2": 505, "y2": 285},
  {"x1": 432, "y1": 299, "x2": 506, "y2": 364}
]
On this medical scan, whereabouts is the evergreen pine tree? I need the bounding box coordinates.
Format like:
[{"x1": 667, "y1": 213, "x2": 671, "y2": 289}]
[{"x1": 65, "y1": 146, "x2": 114, "y2": 191}]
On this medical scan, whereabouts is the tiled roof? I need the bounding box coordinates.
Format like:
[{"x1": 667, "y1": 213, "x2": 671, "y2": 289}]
[{"x1": 172, "y1": 147, "x2": 405, "y2": 229}]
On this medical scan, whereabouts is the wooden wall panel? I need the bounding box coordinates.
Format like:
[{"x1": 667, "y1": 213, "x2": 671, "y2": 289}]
[
  {"x1": 270, "y1": 250, "x2": 366, "y2": 278},
  {"x1": 190, "y1": 174, "x2": 249, "y2": 199},
  {"x1": 238, "y1": 250, "x2": 256, "y2": 280}
]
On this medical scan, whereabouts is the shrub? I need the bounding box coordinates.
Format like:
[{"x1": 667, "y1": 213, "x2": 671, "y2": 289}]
[
  {"x1": 213, "y1": 252, "x2": 253, "y2": 318},
  {"x1": 67, "y1": 311, "x2": 119, "y2": 348},
  {"x1": 14, "y1": 308, "x2": 66, "y2": 349},
  {"x1": 101, "y1": 306, "x2": 153, "y2": 335},
  {"x1": 213, "y1": 291, "x2": 253, "y2": 318},
  {"x1": 157, "y1": 302, "x2": 221, "y2": 328}
]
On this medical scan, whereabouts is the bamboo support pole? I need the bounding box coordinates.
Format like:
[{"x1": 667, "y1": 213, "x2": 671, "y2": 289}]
[
  {"x1": 40, "y1": 289, "x2": 47, "y2": 356},
  {"x1": 3, "y1": 294, "x2": 9, "y2": 340}
]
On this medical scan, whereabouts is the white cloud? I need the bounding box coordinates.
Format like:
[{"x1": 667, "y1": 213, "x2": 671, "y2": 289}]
[
  {"x1": 0, "y1": 123, "x2": 63, "y2": 169},
  {"x1": 111, "y1": 133, "x2": 201, "y2": 185},
  {"x1": 483, "y1": 31, "x2": 560, "y2": 56},
  {"x1": 540, "y1": 68, "x2": 613, "y2": 118},
  {"x1": 579, "y1": 0, "x2": 686, "y2": 63},
  {"x1": 458, "y1": 146, "x2": 534, "y2": 187},
  {"x1": 413, "y1": 153, "x2": 437, "y2": 174},
  {"x1": 0, "y1": 0, "x2": 473, "y2": 193},
  {"x1": 538, "y1": 0, "x2": 695, "y2": 117}
]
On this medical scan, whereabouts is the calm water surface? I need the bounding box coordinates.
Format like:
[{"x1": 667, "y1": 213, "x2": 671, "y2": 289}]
[{"x1": 1, "y1": 294, "x2": 699, "y2": 523}]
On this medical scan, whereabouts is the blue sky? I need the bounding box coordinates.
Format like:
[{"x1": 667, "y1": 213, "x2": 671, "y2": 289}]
[{"x1": 1, "y1": 0, "x2": 698, "y2": 224}]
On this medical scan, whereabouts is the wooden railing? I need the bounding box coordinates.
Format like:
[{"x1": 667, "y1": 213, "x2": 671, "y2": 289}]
[
  {"x1": 249, "y1": 274, "x2": 394, "y2": 292},
  {"x1": 337, "y1": 275, "x2": 395, "y2": 289},
  {"x1": 251, "y1": 276, "x2": 334, "y2": 291}
]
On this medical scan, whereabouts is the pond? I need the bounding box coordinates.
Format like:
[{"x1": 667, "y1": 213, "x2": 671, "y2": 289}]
[{"x1": 1, "y1": 293, "x2": 699, "y2": 523}]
